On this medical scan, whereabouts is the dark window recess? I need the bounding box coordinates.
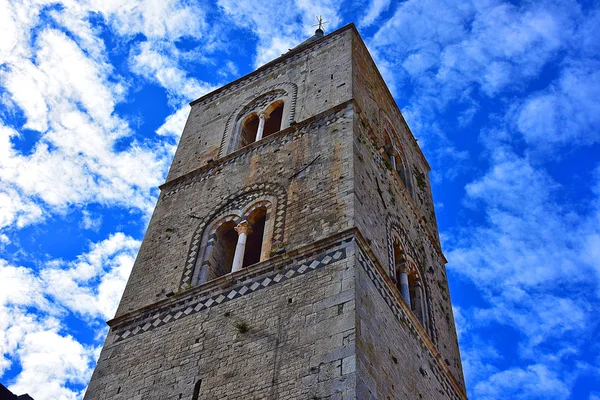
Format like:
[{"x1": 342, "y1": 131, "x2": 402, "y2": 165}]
[
  {"x1": 205, "y1": 221, "x2": 238, "y2": 281},
  {"x1": 240, "y1": 114, "x2": 259, "y2": 147},
  {"x1": 263, "y1": 103, "x2": 283, "y2": 138},
  {"x1": 242, "y1": 208, "x2": 267, "y2": 268},
  {"x1": 192, "y1": 379, "x2": 202, "y2": 400}
]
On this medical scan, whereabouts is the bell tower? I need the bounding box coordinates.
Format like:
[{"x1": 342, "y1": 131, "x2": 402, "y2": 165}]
[{"x1": 85, "y1": 24, "x2": 467, "y2": 399}]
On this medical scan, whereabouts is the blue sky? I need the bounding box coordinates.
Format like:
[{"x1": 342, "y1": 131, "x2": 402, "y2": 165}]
[{"x1": 0, "y1": 0, "x2": 598, "y2": 399}]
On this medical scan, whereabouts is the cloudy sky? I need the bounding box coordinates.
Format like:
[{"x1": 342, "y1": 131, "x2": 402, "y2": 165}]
[{"x1": 0, "y1": 0, "x2": 598, "y2": 399}]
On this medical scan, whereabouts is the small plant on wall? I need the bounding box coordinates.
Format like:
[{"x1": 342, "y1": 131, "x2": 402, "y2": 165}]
[{"x1": 234, "y1": 321, "x2": 250, "y2": 334}]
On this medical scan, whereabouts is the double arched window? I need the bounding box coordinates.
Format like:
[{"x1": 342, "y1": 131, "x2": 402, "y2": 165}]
[
  {"x1": 236, "y1": 101, "x2": 284, "y2": 149},
  {"x1": 192, "y1": 199, "x2": 276, "y2": 285},
  {"x1": 383, "y1": 125, "x2": 414, "y2": 198},
  {"x1": 392, "y1": 233, "x2": 429, "y2": 332}
]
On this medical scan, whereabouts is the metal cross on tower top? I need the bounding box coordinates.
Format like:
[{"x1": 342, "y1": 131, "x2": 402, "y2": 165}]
[{"x1": 312, "y1": 16, "x2": 329, "y2": 32}]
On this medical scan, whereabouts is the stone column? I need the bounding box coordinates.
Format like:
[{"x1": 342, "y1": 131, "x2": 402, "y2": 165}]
[
  {"x1": 231, "y1": 221, "x2": 252, "y2": 273},
  {"x1": 255, "y1": 111, "x2": 269, "y2": 141},
  {"x1": 397, "y1": 263, "x2": 411, "y2": 308}
]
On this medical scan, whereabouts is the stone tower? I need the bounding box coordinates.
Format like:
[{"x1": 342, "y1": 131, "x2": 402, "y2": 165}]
[{"x1": 85, "y1": 24, "x2": 467, "y2": 400}]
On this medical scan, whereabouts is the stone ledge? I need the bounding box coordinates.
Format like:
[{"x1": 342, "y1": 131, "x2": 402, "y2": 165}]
[
  {"x1": 107, "y1": 229, "x2": 356, "y2": 341},
  {"x1": 159, "y1": 100, "x2": 355, "y2": 194}
]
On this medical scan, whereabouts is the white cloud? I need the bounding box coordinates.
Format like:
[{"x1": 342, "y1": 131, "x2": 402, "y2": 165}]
[
  {"x1": 41, "y1": 232, "x2": 140, "y2": 320},
  {"x1": 217, "y1": 0, "x2": 343, "y2": 67},
  {"x1": 217, "y1": 60, "x2": 239, "y2": 78},
  {"x1": 0, "y1": 261, "x2": 50, "y2": 376},
  {"x1": 473, "y1": 364, "x2": 571, "y2": 400},
  {"x1": 0, "y1": 186, "x2": 45, "y2": 229},
  {"x1": 0, "y1": 25, "x2": 170, "y2": 226},
  {"x1": 156, "y1": 105, "x2": 190, "y2": 140},
  {"x1": 0, "y1": 232, "x2": 139, "y2": 397},
  {"x1": 515, "y1": 63, "x2": 600, "y2": 152},
  {"x1": 80, "y1": 210, "x2": 102, "y2": 231},
  {"x1": 370, "y1": 0, "x2": 576, "y2": 109},
  {"x1": 9, "y1": 330, "x2": 95, "y2": 400},
  {"x1": 359, "y1": 0, "x2": 391, "y2": 28},
  {"x1": 87, "y1": 0, "x2": 206, "y2": 40},
  {"x1": 129, "y1": 41, "x2": 216, "y2": 103},
  {"x1": 447, "y1": 151, "x2": 600, "y2": 396}
]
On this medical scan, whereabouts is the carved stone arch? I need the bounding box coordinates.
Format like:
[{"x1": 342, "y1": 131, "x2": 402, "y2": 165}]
[
  {"x1": 379, "y1": 109, "x2": 401, "y2": 139},
  {"x1": 387, "y1": 214, "x2": 437, "y2": 342},
  {"x1": 219, "y1": 82, "x2": 298, "y2": 157},
  {"x1": 179, "y1": 182, "x2": 287, "y2": 289},
  {"x1": 190, "y1": 213, "x2": 242, "y2": 285},
  {"x1": 381, "y1": 110, "x2": 414, "y2": 196},
  {"x1": 386, "y1": 215, "x2": 419, "y2": 281},
  {"x1": 241, "y1": 199, "x2": 273, "y2": 220}
]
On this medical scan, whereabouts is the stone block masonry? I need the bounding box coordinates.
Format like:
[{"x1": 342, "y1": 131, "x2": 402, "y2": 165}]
[
  {"x1": 86, "y1": 235, "x2": 357, "y2": 400},
  {"x1": 84, "y1": 24, "x2": 467, "y2": 400}
]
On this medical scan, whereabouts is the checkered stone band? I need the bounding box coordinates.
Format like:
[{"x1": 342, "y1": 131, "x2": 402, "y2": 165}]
[
  {"x1": 357, "y1": 247, "x2": 462, "y2": 400},
  {"x1": 113, "y1": 246, "x2": 347, "y2": 343}
]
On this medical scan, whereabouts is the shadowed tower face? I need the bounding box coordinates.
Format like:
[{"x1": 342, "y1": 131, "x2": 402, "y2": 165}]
[{"x1": 84, "y1": 24, "x2": 467, "y2": 400}]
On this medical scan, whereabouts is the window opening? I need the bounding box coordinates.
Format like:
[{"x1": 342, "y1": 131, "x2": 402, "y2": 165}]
[
  {"x1": 393, "y1": 237, "x2": 410, "y2": 307},
  {"x1": 192, "y1": 379, "x2": 202, "y2": 400},
  {"x1": 242, "y1": 207, "x2": 267, "y2": 268},
  {"x1": 409, "y1": 271, "x2": 425, "y2": 326},
  {"x1": 383, "y1": 129, "x2": 396, "y2": 169},
  {"x1": 393, "y1": 235, "x2": 427, "y2": 328},
  {"x1": 240, "y1": 113, "x2": 259, "y2": 147},
  {"x1": 397, "y1": 158, "x2": 410, "y2": 193},
  {"x1": 205, "y1": 221, "x2": 238, "y2": 281},
  {"x1": 262, "y1": 102, "x2": 284, "y2": 138}
]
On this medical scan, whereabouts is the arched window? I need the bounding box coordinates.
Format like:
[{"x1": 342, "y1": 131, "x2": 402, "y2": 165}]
[
  {"x1": 392, "y1": 235, "x2": 428, "y2": 330},
  {"x1": 198, "y1": 219, "x2": 238, "y2": 283},
  {"x1": 383, "y1": 126, "x2": 414, "y2": 198},
  {"x1": 191, "y1": 379, "x2": 202, "y2": 400},
  {"x1": 242, "y1": 206, "x2": 267, "y2": 268},
  {"x1": 395, "y1": 150, "x2": 413, "y2": 196},
  {"x1": 383, "y1": 128, "x2": 397, "y2": 170},
  {"x1": 235, "y1": 101, "x2": 285, "y2": 151},
  {"x1": 262, "y1": 101, "x2": 284, "y2": 138},
  {"x1": 240, "y1": 113, "x2": 260, "y2": 147},
  {"x1": 193, "y1": 199, "x2": 276, "y2": 285}
]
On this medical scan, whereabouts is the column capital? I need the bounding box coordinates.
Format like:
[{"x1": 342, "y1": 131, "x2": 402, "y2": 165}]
[
  {"x1": 258, "y1": 111, "x2": 269, "y2": 120},
  {"x1": 235, "y1": 220, "x2": 253, "y2": 235},
  {"x1": 396, "y1": 261, "x2": 410, "y2": 274}
]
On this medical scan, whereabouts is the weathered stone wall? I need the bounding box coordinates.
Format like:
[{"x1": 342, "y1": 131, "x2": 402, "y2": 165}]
[
  {"x1": 116, "y1": 104, "x2": 354, "y2": 317},
  {"x1": 86, "y1": 238, "x2": 357, "y2": 400},
  {"x1": 352, "y1": 108, "x2": 465, "y2": 387},
  {"x1": 354, "y1": 240, "x2": 465, "y2": 399},
  {"x1": 86, "y1": 24, "x2": 467, "y2": 400},
  {"x1": 351, "y1": 33, "x2": 438, "y2": 241},
  {"x1": 166, "y1": 30, "x2": 354, "y2": 183}
]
